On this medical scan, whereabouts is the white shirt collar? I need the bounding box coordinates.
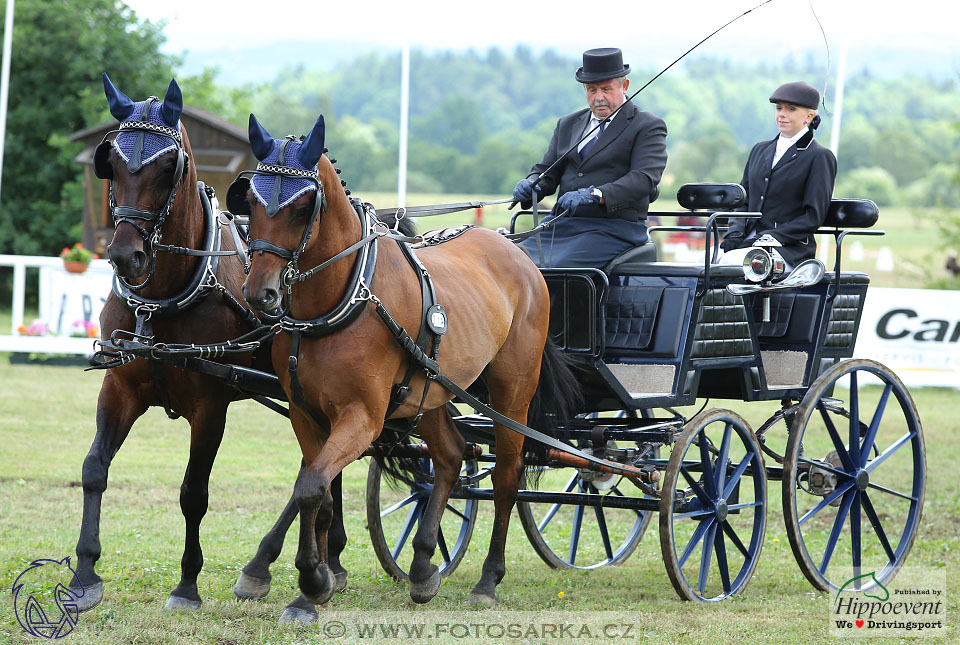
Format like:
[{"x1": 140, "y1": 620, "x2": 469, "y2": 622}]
[{"x1": 773, "y1": 126, "x2": 808, "y2": 166}]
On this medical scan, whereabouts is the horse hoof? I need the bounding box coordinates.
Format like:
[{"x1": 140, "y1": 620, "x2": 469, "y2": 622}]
[
  {"x1": 334, "y1": 570, "x2": 348, "y2": 592},
  {"x1": 164, "y1": 594, "x2": 202, "y2": 611},
  {"x1": 467, "y1": 591, "x2": 497, "y2": 607},
  {"x1": 72, "y1": 581, "x2": 103, "y2": 613},
  {"x1": 409, "y1": 570, "x2": 441, "y2": 604},
  {"x1": 233, "y1": 572, "x2": 271, "y2": 600},
  {"x1": 302, "y1": 567, "x2": 337, "y2": 605},
  {"x1": 278, "y1": 606, "x2": 318, "y2": 625}
]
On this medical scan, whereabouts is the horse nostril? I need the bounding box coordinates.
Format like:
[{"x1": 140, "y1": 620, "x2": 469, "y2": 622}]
[
  {"x1": 261, "y1": 288, "x2": 280, "y2": 309},
  {"x1": 130, "y1": 251, "x2": 147, "y2": 272}
]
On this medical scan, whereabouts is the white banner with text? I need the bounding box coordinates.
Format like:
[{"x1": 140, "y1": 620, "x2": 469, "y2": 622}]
[{"x1": 854, "y1": 287, "x2": 960, "y2": 389}]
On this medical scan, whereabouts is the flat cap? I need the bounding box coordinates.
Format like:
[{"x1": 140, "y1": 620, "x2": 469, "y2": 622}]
[{"x1": 769, "y1": 81, "x2": 819, "y2": 110}]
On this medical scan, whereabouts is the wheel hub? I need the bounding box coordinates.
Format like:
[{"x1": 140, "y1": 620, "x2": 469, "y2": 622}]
[
  {"x1": 856, "y1": 469, "x2": 870, "y2": 491},
  {"x1": 716, "y1": 499, "x2": 729, "y2": 521}
]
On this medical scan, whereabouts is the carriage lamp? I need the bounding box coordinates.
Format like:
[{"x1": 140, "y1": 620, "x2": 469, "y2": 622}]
[{"x1": 741, "y1": 235, "x2": 786, "y2": 322}]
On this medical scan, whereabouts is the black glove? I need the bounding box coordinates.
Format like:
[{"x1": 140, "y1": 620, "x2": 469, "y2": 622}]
[
  {"x1": 557, "y1": 186, "x2": 600, "y2": 214},
  {"x1": 721, "y1": 234, "x2": 744, "y2": 253},
  {"x1": 512, "y1": 179, "x2": 540, "y2": 206}
]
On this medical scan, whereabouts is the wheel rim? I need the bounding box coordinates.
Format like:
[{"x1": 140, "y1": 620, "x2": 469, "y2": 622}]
[
  {"x1": 660, "y1": 409, "x2": 766, "y2": 602},
  {"x1": 367, "y1": 457, "x2": 478, "y2": 581},
  {"x1": 784, "y1": 359, "x2": 925, "y2": 592}
]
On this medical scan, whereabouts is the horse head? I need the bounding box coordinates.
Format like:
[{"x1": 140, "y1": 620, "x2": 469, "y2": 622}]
[
  {"x1": 235, "y1": 113, "x2": 333, "y2": 314},
  {"x1": 97, "y1": 73, "x2": 192, "y2": 280}
]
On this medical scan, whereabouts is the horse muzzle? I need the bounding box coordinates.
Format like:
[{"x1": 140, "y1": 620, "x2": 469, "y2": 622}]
[{"x1": 107, "y1": 239, "x2": 148, "y2": 278}]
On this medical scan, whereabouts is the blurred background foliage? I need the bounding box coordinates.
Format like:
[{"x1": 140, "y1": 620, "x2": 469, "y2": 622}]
[{"x1": 0, "y1": 0, "x2": 957, "y2": 263}]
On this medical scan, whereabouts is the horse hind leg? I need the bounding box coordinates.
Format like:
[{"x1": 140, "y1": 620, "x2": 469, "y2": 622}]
[
  {"x1": 166, "y1": 404, "x2": 228, "y2": 611},
  {"x1": 405, "y1": 407, "x2": 465, "y2": 604}
]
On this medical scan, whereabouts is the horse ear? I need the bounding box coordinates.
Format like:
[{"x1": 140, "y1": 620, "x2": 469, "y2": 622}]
[
  {"x1": 296, "y1": 115, "x2": 325, "y2": 169},
  {"x1": 102, "y1": 72, "x2": 135, "y2": 121},
  {"x1": 160, "y1": 78, "x2": 183, "y2": 127},
  {"x1": 248, "y1": 113, "x2": 274, "y2": 161}
]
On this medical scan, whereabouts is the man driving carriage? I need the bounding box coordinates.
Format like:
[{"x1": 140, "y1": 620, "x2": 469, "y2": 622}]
[{"x1": 512, "y1": 47, "x2": 667, "y2": 269}]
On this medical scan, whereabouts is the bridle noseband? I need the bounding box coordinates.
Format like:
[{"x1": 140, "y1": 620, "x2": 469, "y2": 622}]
[{"x1": 94, "y1": 96, "x2": 189, "y2": 291}]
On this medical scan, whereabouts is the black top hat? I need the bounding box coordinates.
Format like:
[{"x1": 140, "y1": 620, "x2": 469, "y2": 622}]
[
  {"x1": 575, "y1": 48, "x2": 631, "y2": 84},
  {"x1": 769, "y1": 81, "x2": 820, "y2": 110}
]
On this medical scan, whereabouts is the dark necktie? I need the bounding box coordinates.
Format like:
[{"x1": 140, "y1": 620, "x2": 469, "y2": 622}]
[{"x1": 579, "y1": 120, "x2": 606, "y2": 159}]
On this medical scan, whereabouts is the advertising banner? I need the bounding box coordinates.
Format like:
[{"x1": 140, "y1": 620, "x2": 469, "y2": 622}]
[{"x1": 854, "y1": 287, "x2": 960, "y2": 389}]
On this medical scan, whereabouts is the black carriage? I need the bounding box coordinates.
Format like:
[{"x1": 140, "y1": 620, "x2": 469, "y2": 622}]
[{"x1": 365, "y1": 182, "x2": 924, "y2": 602}]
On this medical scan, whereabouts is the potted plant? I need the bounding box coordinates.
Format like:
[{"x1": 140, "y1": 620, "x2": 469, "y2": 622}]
[{"x1": 60, "y1": 242, "x2": 98, "y2": 273}]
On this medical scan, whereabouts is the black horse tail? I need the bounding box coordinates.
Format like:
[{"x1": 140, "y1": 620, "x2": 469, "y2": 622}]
[
  {"x1": 524, "y1": 337, "x2": 583, "y2": 488},
  {"x1": 372, "y1": 420, "x2": 436, "y2": 491}
]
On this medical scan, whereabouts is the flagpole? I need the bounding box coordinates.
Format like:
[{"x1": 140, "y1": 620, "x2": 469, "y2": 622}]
[
  {"x1": 397, "y1": 41, "x2": 409, "y2": 207},
  {"x1": 0, "y1": 0, "x2": 16, "y2": 205}
]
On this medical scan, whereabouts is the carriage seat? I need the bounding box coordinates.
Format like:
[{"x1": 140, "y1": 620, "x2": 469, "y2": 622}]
[
  {"x1": 676, "y1": 182, "x2": 747, "y2": 211},
  {"x1": 822, "y1": 198, "x2": 879, "y2": 229}
]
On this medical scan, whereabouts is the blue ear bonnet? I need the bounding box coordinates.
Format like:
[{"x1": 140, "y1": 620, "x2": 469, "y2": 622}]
[
  {"x1": 250, "y1": 138, "x2": 318, "y2": 213},
  {"x1": 112, "y1": 100, "x2": 179, "y2": 170}
]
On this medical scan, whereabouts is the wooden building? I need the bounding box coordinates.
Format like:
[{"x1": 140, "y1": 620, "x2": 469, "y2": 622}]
[{"x1": 69, "y1": 106, "x2": 255, "y2": 254}]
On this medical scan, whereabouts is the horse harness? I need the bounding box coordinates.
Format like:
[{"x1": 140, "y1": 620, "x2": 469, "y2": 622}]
[{"x1": 92, "y1": 182, "x2": 262, "y2": 419}]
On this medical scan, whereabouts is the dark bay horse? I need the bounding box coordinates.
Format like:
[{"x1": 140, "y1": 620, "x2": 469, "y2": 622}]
[
  {"x1": 75, "y1": 75, "x2": 350, "y2": 621},
  {"x1": 238, "y1": 113, "x2": 577, "y2": 606}
]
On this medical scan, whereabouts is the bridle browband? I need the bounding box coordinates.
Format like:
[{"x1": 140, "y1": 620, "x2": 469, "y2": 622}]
[{"x1": 94, "y1": 96, "x2": 190, "y2": 291}]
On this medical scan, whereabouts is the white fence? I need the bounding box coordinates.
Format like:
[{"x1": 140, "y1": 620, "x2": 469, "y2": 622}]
[{"x1": 1, "y1": 254, "x2": 114, "y2": 355}]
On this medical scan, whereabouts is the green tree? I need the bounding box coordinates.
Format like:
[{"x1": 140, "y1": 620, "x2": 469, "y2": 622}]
[{"x1": 0, "y1": 0, "x2": 176, "y2": 256}]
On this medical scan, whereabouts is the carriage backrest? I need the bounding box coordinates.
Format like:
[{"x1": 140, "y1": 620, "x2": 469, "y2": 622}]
[
  {"x1": 822, "y1": 198, "x2": 879, "y2": 229},
  {"x1": 676, "y1": 182, "x2": 746, "y2": 211}
]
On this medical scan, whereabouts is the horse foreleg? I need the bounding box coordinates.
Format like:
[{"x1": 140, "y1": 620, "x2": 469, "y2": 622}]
[
  {"x1": 407, "y1": 408, "x2": 465, "y2": 604},
  {"x1": 234, "y1": 460, "x2": 305, "y2": 600},
  {"x1": 166, "y1": 403, "x2": 228, "y2": 610},
  {"x1": 74, "y1": 374, "x2": 146, "y2": 612},
  {"x1": 469, "y1": 426, "x2": 525, "y2": 607}
]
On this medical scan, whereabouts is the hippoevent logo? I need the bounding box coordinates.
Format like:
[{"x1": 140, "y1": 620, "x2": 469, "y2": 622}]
[
  {"x1": 829, "y1": 570, "x2": 945, "y2": 638},
  {"x1": 11, "y1": 557, "x2": 84, "y2": 639}
]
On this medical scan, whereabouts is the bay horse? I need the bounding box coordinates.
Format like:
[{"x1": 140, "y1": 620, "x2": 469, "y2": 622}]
[
  {"x1": 238, "y1": 113, "x2": 578, "y2": 606},
  {"x1": 75, "y1": 75, "x2": 357, "y2": 622}
]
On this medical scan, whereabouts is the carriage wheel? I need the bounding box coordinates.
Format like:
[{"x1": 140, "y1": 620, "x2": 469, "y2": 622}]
[
  {"x1": 516, "y1": 442, "x2": 657, "y2": 570},
  {"x1": 659, "y1": 409, "x2": 766, "y2": 602},
  {"x1": 365, "y1": 455, "x2": 479, "y2": 581},
  {"x1": 783, "y1": 359, "x2": 925, "y2": 592}
]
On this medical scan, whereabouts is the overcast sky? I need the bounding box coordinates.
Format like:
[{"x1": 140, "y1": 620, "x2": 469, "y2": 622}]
[{"x1": 122, "y1": 0, "x2": 958, "y2": 80}]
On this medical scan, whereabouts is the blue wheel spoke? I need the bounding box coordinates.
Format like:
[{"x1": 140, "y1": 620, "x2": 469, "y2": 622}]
[
  {"x1": 437, "y1": 526, "x2": 450, "y2": 564},
  {"x1": 680, "y1": 466, "x2": 713, "y2": 505},
  {"x1": 867, "y1": 481, "x2": 918, "y2": 502},
  {"x1": 698, "y1": 521, "x2": 718, "y2": 595},
  {"x1": 568, "y1": 502, "x2": 584, "y2": 565},
  {"x1": 716, "y1": 423, "x2": 732, "y2": 494},
  {"x1": 860, "y1": 384, "x2": 892, "y2": 468},
  {"x1": 679, "y1": 517, "x2": 715, "y2": 567},
  {"x1": 592, "y1": 501, "x2": 614, "y2": 561},
  {"x1": 818, "y1": 489, "x2": 855, "y2": 575},
  {"x1": 444, "y1": 503, "x2": 469, "y2": 522},
  {"x1": 797, "y1": 456, "x2": 855, "y2": 481},
  {"x1": 721, "y1": 521, "x2": 750, "y2": 558},
  {"x1": 392, "y1": 499, "x2": 425, "y2": 560},
  {"x1": 848, "y1": 373, "x2": 861, "y2": 466},
  {"x1": 380, "y1": 491, "x2": 423, "y2": 519},
  {"x1": 865, "y1": 432, "x2": 916, "y2": 474},
  {"x1": 536, "y1": 472, "x2": 579, "y2": 532},
  {"x1": 675, "y1": 508, "x2": 715, "y2": 519},
  {"x1": 851, "y1": 492, "x2": 862, "y2": 577},
  {"x1": 723, "y1": 453, "x2": 756, "y2": 499},
  {"x1": 820, "y1": 402, "x2": 856, "y2": 472},
  {"x1": 799, "y1": 480, "x2": 856, "y2": 526},
  {"x1": 860, "y1": 491, "x2": 897, "y2": 562},
  {"x1": 714, "y1": 521, "x2": 731, "y2": 594},
  {"x1": 727, "y1": 501, "x2": 762, "y2": 512},
  {"x1": 698, "y1": 431, "x2": 718, "y2": 498}
]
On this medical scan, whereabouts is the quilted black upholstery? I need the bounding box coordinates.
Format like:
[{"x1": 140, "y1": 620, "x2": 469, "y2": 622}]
[
  {"x1": 825, "y1": 293, "x2": 862, "y2": 349},
  {"x1": 691, "y1": 289, "x2": 753, "y2": 358},
  {"x1": 605, "y1": 285, "x2": 664, "y2": 351}
]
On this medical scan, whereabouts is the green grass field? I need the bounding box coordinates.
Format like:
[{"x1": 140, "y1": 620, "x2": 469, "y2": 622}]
[{"x1": 0, "y1": 363, "x2": 956, "y2": 644}]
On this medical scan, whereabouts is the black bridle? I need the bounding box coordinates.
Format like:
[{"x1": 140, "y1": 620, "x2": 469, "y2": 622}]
[
  {"x1": 94, "y1": 96, "x2": 189, "y2": 291},
  {"x1": 227, "y1": 137, "x2": 328, "y2": 318}
]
